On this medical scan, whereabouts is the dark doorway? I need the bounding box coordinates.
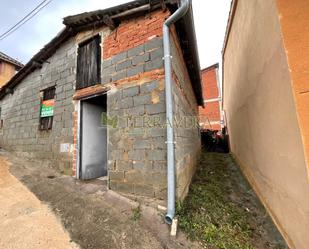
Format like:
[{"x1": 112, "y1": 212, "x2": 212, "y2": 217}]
[{"x1": 80, "y1": 94, "x2": 107, "y2": 180}]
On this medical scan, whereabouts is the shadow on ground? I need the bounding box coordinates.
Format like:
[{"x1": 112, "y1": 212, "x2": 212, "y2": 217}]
[
  {"x1": 177, "y1": 152, "x2": 288, "y2": 249},
  {"x1": 1, "y1": 151, "x2": 200, "y2": 249},
  {"x1": 1, "y1": 150, "x2": 288, "y2": 249}
]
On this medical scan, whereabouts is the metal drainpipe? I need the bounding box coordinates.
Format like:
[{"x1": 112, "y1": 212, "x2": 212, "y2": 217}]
[{"x1": 163, "y1": 0, "x2": 190, "y2": 225}]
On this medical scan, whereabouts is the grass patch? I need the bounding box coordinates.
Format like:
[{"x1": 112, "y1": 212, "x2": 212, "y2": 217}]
[
  {"x1": 177, "y1": 152, "x2": 253, "y2": 249},
  {"x1": 131, "y1": 203, "x2": 141, "y2": 221}
]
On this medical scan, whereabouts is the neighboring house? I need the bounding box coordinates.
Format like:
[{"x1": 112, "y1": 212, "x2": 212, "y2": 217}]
[
  {"x1": 199, "y1": 63, "x2": 222, "y2": 131},
  {"x1": 0, "y1": 51, "x2": 23, "y2": 87},
  {"x1": 0, "y1": 0, "x2": 203, "y2": 203},
  {"x1": 222, "y1": 0, "x2": 309, "y2": 248}
]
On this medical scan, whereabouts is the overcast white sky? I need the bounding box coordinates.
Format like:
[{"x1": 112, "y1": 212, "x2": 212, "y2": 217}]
[{"x1": 0, "y1": 0, "x2": 231, "y2": 70}]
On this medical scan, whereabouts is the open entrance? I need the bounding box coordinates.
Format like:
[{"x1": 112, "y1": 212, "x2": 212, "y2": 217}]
[{"x1": 80, "y1": 94, "x2": 107, "y2": 180}]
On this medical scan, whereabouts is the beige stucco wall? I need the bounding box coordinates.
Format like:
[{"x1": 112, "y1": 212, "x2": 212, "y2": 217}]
[
  {"x1": 223, "y1": 0, "x2": 309, "y2": 248},
  {"x1": 0, "y1": 62, "x2": 16, "y2": 87},
  {"x1": 276, "y1": 0, "x2": 309, "y2": 177}
]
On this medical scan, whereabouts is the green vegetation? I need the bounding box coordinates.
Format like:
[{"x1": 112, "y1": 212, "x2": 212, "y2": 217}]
[
  {"x1": 131, "y1": 203, "x2": 141, "y2": 221},
  {"x1": 177, "y1": 152, "x2": 252, "y2": 249}
]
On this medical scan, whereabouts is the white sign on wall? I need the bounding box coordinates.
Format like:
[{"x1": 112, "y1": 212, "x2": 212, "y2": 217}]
[{"x1": 60, "y1": 143, "x2": 70, "y2": 153}]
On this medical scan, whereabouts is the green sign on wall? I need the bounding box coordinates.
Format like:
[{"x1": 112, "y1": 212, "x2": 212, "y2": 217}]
[{"x1": 41, "y1": 99, "x2": 55, "y2": 117}]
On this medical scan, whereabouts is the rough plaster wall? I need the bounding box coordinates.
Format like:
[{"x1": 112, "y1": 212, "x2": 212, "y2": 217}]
[
  {"x1": 223, "y1": 0, "x2": 309, "y2": 248},
  {"x1": 170, "y1": 32, "x2": 201, "y2": 200},
  {"x1": 0, "y1": 38, "x2": 76, "y2": 173}
]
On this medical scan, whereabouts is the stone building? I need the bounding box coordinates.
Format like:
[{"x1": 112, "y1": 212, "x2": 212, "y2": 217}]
[
  {"x1": 0, "y1": 51, "x2": 23, "y2": 87},
  {"x1": 0, "y1": 0, "x2": 203, "y2": 201},
  {"x1": 199, "y1": 63, "x2": 222, "y2": 131},
  {"x1": 223, "y1": 0, "x2": 309, "y2": 248}
]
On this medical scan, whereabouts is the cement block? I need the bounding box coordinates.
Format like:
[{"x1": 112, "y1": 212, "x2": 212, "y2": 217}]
[
  {"x1": 122, "y1": 86, "x2": 139, "y2": 98},
  {"x1": 109, "y1": 171, "x2": 124, "y2": 181},
  {"x1": 150, "y1": 49, "x2": 163, "y2": 60},
  {"x1": 140, "y1": 81, "x2": 158, "y2": 94},
  {"x1": 128, "y1": 44, "x2": 145, "y2": 57},
  {"x1": 132, "y1": 53, "x2": 150, "y2": 65},
  {"x1": 116, "y1": 60, "x2": 131, "y2": 71},
  {"x1": 147, "y1": 149, "x2": 166, "y2": 161},
  {"x1": 133, "y1": 94, "x2": 151, "y2": 106},
  {"x1": 145, "y1": 58, "x2": 163, "y2": 71},
  {"x1": 128, "y1": 150, "x2": 146, "y2": 160},
  {"x1": 145, "y1": 38, "x2": 163, "y2": 51},
  {"x1": 112, "y1": 51, "x2": 127, "y2": 64},
  {"x1": 127, "y1": 65, "x2": 144, "y2": 77},
  {"x1": 119, "y1": 97, "x2": 134, "y2": 109}
]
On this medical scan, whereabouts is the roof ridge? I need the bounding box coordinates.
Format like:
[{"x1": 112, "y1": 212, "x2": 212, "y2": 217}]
[{"x1": 0, "y1": 51, "x2": 24, "y2": 68}]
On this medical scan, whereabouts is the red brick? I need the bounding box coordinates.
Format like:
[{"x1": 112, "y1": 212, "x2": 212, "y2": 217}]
[
  {"x1": 103, "y1": 10, "x2": 170, "y2": 59},
  {"x1": 199, "y1": 66, "x2": 221, "y2": 130}
]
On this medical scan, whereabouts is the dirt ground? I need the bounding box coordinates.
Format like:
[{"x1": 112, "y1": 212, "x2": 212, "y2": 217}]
[
  {"x1": 0, "y1": 150, "x2": 288, "y2": 249},
  {"x1": 0, "y1": 150, "x2": 199, "y2": 249},
  {"x1": 0, "y1": 156, "x2": 78, "y2": 249}
]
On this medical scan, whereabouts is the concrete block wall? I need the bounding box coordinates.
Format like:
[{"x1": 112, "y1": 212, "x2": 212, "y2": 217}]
[
  {"x1": 170, "y1": 30, "x2": 201, "y2": 199},
  {"x1": 0, "y1": 8, "x2": 201, "y2": 201},
  {"x1": 0, "y1": 38, "x2": 76, "y2": 173},
  {"x1": 103, "y1": 38, "x2": 167, "y2": 198},
  {"x1": 102, "y1": 38, "x2": 164, "y2": 84}
]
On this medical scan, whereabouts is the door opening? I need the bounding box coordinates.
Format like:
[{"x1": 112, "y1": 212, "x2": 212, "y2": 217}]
[{"x1": 80, "y1": 94, "x2": 107, "y2": 180}]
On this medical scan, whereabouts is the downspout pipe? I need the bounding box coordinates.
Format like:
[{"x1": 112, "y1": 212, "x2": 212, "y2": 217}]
[{"x1": 163, "y1": 0, "x2": 190, "y2": 225}]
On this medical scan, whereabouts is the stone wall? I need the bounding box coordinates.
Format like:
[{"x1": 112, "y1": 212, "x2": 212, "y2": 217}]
[{"x1": 0, "y1": 38, "x2": 76, "y2": 174}]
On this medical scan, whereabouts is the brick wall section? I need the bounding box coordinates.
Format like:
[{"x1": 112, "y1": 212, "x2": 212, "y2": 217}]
[
  {"x1": 199, "y1": 66, "x2": 221, "y2": 130},
  {"x1": 170, "y1": 28, "x2": 201, "y2": 200},
  {"x1": 202, "y1": 67, "x2": 219, "y2": 99},
  {"x1": 0, "y1": 38, "x2": 76, "y2": 173},
  {"x1": 199, "y1": 102, "x2": 221, "y2": 130},
  {"x1": 103, "y1": 10, "x2": 169, "y2": 59}
]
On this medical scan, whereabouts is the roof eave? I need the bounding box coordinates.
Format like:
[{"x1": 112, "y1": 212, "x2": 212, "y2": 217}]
[
  {"x1": 0, "y1": 0, "x2": 203, "y2": 106},
  {"x1": 221, "y1": 0, "x2": 238, "y2": 57}
]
